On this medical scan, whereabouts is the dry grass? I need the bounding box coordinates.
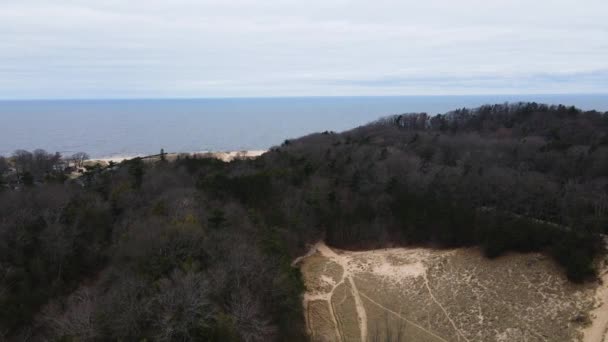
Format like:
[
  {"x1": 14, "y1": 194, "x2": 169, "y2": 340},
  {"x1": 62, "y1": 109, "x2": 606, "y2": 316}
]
[{"x1": 300, "y1": 243, "x2": 599, "y2": 342}]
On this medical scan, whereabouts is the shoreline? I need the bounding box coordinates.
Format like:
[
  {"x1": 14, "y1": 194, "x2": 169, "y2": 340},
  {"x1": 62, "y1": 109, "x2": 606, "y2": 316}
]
[{"x1": 87, "y1": 150, "x2": 267, "y2": 165}]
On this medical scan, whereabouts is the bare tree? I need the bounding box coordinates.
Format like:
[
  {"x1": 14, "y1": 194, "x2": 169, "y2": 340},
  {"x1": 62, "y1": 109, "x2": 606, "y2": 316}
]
[
  {"x1": 31, "y1": 149, "x2": 62, "y2": 179},
  {"x1": 11, "y1": 149, "x2": 33, "y2": 174},
  {"x1": 71, "y1": 152, "x2": 90, "y2": 168},
  {"x1": 0, "y1": 156, "x2": 8, "y2": 175},
  {"x1": 151, "y1": 270, "x2": 214, "y2": 342},
  {"x1": 229, "y1": 288, "x2": 276, "y2": 342},
  {"x1": 39, "y1": 287, "x2": 99, "y2": 340},
  {"x1": 96, "y1": 274, "x2": 149, "y2": 339},
  {"x1": 41, "y1": 223, "x2": 75, "y2": 282}
]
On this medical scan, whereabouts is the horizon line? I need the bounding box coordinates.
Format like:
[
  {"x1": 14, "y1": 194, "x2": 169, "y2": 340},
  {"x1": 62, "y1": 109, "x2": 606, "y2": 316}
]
[{"x1": 1, "y1": 92, "x2": 607, "y2": 102}]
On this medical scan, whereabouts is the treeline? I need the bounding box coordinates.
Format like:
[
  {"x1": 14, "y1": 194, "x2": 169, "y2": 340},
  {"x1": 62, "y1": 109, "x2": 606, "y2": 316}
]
[
  {"x1": 0, "y1": 156, "x2": 306, "y2": 341},
  {"x1": 0, "y1": 102, "x2": 607, "y2": 341},
  {"x1": 0, "y1": 149, "x2": 90, "y2": 187},
  {"x1": 373, "y1": 102, "x2": 608, "y2": 230}
]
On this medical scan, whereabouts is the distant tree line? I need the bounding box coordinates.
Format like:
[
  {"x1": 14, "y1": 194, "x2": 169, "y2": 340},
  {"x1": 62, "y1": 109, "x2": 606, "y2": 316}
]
[
  {"x1": 0, "y1": 103, "x2": 607, "y2": 340},
  {"x1": 0, "y1": 150, "x2": 90, "y2": 187}
]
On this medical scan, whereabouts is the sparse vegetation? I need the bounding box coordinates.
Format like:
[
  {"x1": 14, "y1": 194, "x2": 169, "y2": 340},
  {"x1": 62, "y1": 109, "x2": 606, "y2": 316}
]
[{"x1": 301, "y1": 242, "x2": 596, "y2": 341}]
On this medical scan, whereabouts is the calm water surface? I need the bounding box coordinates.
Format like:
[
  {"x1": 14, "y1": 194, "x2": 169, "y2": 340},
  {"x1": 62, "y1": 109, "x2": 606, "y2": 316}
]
[{"x1": 1, "y1": 95, "x2": 606, "y2": 158}]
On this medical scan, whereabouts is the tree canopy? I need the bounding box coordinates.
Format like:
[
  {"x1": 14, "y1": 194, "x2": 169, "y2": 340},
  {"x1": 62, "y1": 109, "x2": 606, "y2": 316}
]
[{"x1": 0, "y1": 102, "x2": 606, "y2": 341}]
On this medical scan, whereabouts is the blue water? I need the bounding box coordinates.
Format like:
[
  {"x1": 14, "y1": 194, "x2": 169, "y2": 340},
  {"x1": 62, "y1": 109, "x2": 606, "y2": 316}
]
[{"x1": 0, "y1": 95, "x2": 606, "y2": 158}]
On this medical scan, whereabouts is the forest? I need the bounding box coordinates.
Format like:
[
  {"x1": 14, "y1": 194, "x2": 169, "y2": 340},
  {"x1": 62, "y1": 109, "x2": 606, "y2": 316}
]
[{"x1": 1, "y1": 102, "x2": 607, "y2": 341}]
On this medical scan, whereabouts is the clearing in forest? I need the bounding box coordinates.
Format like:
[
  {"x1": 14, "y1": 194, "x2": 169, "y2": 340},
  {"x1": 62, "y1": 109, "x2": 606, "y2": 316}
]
[{"x1": 298, "y1": 242, "x2": 606, "y2": 342}]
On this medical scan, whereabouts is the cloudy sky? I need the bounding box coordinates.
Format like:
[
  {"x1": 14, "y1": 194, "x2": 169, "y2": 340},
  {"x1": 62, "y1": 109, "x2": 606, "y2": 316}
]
[{"x1": 1, "y1": 0, "x2": 607, "y2": 99}]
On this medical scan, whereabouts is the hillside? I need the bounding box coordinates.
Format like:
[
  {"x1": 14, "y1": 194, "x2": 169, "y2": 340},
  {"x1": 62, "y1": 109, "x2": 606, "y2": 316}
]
[
  {"x1": 299, "y1": 242, "x2": 606, "y2": 342},
  {"x1": 0, "y1": 102, "x2": 607, "y2": 341}
]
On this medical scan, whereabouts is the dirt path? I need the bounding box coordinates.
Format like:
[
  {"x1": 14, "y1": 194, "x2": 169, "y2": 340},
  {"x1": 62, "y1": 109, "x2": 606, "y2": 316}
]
[
  {"x1": 583, "y1": 270, "x2": 608, "y2": 342},
  {"x1": 303, "y1": 274, "x2": 345, "y2": 340},
  {"x1": 356, "y1": 287, "x2": 448, "y2": 342},
  {"x1": 422, "y1": 272, "x2": 470, "y2": 342},
  {"x1": 315, "y1": 242, "x2": 368, "y2": 342},
  {"x1": 304, "y1": 242, "x2": 452, "y2": 342},
  {"x1": 302, "y1": 243, "x2": 600, "y2": 342}
]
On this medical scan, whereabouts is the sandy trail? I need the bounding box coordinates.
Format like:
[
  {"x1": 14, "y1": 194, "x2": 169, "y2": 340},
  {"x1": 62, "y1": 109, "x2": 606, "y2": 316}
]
[
  {"x1": 303, "y1": 275, "x2": 345, "y2": 340},
  {"x1": 302, "y1": 242, "x2": 603, "y2": 342},
  {"x1": 422, "y1": 272, "x2": 469, "y2": 342},
  {"x1": 314, "y1": 242, "x2": 368, "y2": 342},
  {"x1": 583, "y1": 270, "x2": 608, "y2": 342},
  {"x1": 88, "y1": 150, "x2": 267, "y2": 165},
  {"x1": 303, "y1": 242, "x2": 452, "y2": 342},
  {"x1": 355, "y1": 287, "x2": 448, "y2": 342}
]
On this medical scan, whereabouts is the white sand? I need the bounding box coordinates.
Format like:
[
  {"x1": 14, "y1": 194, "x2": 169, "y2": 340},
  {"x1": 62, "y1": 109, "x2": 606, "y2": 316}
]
[
  {"x1": 301, "y1": 242, "x2": 600, "y2": 342},
  {"x1": 90, "y1": 155, "x2": 140, "y2": 164},
  {"x1": 89, "y1": 150, "x2": 267, "y2": 165},
  {"x1": 195, "y1": 150, "x2": 267, "y2": 162},
  {"x1": 313, "y1": 242, "x2": 369, "y2": 342},
  {"x1": 300, "y1": 242, "x2": 438, "y2": 342}
]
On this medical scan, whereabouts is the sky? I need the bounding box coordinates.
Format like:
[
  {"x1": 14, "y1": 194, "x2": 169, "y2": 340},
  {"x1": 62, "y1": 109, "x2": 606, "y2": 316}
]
[{"x1": 1, "y1": 0, "x2": 607, "y2": 99}]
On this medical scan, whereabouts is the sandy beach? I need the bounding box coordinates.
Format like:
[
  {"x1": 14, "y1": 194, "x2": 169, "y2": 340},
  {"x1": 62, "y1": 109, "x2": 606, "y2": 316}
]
[{"x1": 87, "y1": 150, "x2": 267, "y2": 166}]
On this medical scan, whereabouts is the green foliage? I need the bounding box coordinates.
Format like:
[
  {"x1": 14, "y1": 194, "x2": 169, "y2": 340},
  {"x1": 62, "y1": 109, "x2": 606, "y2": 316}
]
[
  {"x1": 128, "y1": 157, "x2": 145, "y2": 189},
  {"x1": 208, "y1": 209, "x2": 227, "y2": 229},
  {"x1": 258, "y1": 225, "x2": 306, "y2": 340},
  {"x1": 116, "y1": 222, "x2": 206, "y2": 280},
  {"x1": 199, "y1": 171, "x2": 273, "y2": 206},
  {"x1": 551, "y1": 232, "x2": 602, "y2": 282},
  {"x1": 176, "y1": 154, "x2": 225, "y2": 174}
]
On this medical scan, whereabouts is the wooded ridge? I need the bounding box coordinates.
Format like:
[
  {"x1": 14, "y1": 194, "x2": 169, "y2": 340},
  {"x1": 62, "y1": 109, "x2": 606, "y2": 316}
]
[{"x1": 0, "y1": 102, "x2": 607, "y2": 341}]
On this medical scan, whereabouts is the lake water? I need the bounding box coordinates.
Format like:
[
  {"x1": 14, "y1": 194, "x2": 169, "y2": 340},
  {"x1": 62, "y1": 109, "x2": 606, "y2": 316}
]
[{"x1": 1, "y1": 95, "x2": 606, "y2": 158}]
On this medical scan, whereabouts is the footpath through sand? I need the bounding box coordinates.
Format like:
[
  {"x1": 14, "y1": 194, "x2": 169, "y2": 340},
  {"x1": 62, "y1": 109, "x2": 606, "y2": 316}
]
[
  {"x1": 301, "y1": 242, "x2": 466, "y2": 342},
  {"x1": 299, "y1": 241, "x2": 602, "y2": 342}
]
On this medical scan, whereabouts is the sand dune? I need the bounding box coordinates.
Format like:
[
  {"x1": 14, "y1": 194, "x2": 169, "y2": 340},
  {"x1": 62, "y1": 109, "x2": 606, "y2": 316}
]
[
  {"x1": 88, "y1": 150, "x2": 267, "y2": 165},
  {"x1": 299, "y1": 242, "x2": 603, "y2": 342}
]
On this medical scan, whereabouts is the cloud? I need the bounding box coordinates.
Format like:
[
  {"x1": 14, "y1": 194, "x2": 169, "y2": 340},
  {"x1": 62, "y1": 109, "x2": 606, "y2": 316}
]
[{"x1": 0, "y1": 0, "x2": 606, "y2": 98}]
